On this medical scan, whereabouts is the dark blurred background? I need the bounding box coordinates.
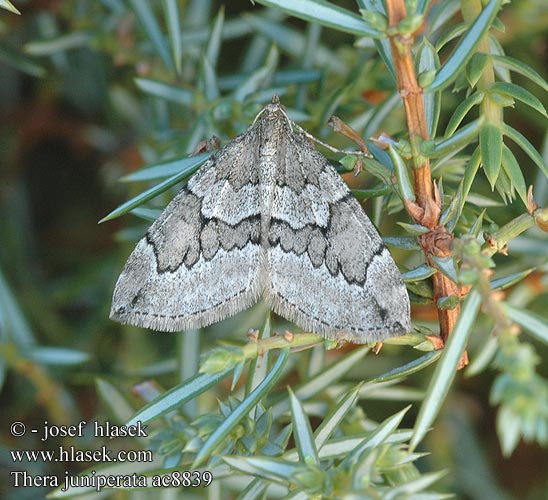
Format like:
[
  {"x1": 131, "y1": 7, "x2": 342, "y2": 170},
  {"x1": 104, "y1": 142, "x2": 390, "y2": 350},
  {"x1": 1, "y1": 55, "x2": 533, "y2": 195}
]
[{"x1": 1, "y1": 1, "x2": 547, "y2": 499}]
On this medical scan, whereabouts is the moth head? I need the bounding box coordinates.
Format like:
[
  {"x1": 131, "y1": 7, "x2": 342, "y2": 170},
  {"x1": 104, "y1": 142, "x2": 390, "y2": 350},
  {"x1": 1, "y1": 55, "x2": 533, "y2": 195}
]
[
  {"x1": 264, "y1": 93, "x2": 285, "y2": 114},
  {"x1": 253, "y1": 94, "x2": 291, "y2": 129}
]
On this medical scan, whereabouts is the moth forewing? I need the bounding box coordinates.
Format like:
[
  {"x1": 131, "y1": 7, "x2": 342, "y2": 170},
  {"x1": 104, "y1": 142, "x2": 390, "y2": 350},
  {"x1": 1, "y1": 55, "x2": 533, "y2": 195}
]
[{"x1": 110, "y1": 96, "x2": 410, "y2": 342}]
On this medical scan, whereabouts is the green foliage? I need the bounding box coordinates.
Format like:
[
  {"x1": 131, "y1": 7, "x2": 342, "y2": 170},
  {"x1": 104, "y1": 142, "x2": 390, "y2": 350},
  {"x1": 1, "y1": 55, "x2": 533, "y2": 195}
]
[
  {"x1": 0, "y1": 0, "x2": 19, "y2": 15},
  {"x1": 1, "y1": 0, "x2": 548, "y2": 499}
]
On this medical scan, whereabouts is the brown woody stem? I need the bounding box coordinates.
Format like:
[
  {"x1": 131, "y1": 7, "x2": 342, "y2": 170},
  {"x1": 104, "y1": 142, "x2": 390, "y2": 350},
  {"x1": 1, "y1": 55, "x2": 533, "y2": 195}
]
[{"x1": 386, "y1": 0, "x2": 467, "y2": 367}]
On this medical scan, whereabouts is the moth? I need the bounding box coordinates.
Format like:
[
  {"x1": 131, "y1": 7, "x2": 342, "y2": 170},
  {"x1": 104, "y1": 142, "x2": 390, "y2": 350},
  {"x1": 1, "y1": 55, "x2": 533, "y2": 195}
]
[{"x1": 110, "y1": 96, "x2": 410, "y2": 343}]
